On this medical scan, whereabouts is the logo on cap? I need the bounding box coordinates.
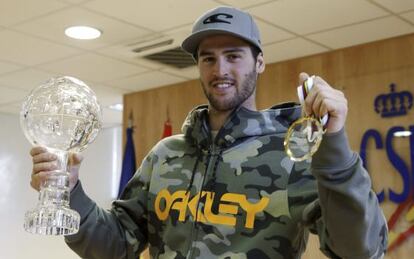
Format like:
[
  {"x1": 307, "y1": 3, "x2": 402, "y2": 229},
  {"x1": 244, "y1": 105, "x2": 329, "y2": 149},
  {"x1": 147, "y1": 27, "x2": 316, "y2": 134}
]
[{"x1": 203, "y1": 13, "x2": 233, "y2": 24}]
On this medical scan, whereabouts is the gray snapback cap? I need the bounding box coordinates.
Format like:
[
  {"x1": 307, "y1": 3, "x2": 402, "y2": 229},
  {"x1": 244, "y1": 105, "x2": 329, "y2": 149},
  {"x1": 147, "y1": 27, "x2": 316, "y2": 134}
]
[{"x1": 181, "y1": 6, "x2": 262, "y2": 56}]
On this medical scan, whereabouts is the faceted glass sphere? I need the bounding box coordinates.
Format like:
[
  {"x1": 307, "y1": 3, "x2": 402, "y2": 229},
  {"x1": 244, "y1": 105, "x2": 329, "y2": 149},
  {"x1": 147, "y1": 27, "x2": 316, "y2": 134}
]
[{"x1": 20, "y1": 76, "x2": 102, "y2": 152}]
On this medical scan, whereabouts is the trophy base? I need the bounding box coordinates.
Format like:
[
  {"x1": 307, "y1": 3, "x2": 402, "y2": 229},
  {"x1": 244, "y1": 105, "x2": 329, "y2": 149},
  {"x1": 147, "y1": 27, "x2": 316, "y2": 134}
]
[{"x1": 24, "y1": 206, "x2": 80, "y2": 235}]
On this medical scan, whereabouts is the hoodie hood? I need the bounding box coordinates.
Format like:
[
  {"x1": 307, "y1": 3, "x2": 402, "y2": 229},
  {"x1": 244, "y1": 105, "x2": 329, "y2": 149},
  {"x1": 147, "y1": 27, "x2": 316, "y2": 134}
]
[{"x1": 182, "y1": 102, "x2": 302, "y2": 149}]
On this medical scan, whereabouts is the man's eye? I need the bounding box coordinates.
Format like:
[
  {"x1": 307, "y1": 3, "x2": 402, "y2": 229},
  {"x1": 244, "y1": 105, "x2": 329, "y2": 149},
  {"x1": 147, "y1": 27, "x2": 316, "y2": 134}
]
[
  {"x1": 228, "y1": 55, "x2": 241, "y2": 61},
  {"x1": 202, "y1": 57, "x2": 214, "y2": 63}
]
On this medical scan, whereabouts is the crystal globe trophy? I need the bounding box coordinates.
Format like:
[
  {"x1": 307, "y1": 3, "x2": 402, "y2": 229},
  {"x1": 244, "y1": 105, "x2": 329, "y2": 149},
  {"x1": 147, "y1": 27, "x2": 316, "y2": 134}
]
[{"x1": 21, "y1": 76, "x2": 102, "y2": 235}]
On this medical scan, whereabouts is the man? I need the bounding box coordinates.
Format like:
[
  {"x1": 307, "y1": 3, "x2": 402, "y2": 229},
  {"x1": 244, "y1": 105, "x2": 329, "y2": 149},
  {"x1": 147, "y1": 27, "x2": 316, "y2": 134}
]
[{"x1": 30, "y1": 6, "x2": 387, "y2": 259}]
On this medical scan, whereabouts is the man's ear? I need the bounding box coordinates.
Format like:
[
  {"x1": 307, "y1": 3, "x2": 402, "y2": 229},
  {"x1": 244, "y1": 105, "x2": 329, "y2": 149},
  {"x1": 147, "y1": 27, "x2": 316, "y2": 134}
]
[{"x1": 256, "y1": 53, "x2": 265, "y2": 73}]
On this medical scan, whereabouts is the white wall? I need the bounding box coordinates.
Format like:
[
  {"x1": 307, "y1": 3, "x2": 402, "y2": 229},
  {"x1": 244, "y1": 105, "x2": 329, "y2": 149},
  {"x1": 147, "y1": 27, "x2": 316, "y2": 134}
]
[{"x1": 0, "y1": 112, "x2": 122, "y2": 259}]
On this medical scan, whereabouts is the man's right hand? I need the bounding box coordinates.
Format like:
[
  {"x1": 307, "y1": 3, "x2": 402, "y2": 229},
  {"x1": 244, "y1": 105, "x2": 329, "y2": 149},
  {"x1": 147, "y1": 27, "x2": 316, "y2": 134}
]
[{"x1": 30, "y1": 146, "x2": 83, "y2": 192}]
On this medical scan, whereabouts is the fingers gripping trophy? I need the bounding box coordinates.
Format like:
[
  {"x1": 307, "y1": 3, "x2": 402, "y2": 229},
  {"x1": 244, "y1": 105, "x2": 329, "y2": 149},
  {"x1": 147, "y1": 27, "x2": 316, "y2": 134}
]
[{"x1": 21, "y1": 76, "x2": 102, "y2": 235}]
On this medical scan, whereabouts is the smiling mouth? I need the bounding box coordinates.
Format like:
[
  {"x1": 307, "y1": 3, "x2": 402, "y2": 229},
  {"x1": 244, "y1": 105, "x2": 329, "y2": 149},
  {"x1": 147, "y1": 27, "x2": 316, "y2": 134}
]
[{"x1": 212, "y1": 81, "x2": 234, "y2": 89}]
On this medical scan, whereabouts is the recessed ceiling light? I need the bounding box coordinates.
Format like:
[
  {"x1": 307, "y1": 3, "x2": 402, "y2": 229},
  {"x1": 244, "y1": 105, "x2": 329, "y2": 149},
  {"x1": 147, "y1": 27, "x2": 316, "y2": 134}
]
[{"x1": 65, "y1": 26, "x2": 102, "y2": 40}]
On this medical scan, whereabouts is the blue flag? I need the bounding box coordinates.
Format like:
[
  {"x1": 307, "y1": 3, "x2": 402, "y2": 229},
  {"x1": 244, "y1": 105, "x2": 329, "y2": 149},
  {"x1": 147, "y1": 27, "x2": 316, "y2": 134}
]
[{"x1": 118, "y1": 127, "x2": 136, "y2": 198}]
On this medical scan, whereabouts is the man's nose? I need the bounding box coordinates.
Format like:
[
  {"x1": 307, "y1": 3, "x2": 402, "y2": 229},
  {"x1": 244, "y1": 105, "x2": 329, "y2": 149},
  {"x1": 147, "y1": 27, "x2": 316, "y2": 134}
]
[{"x1": 213, "y1": 57, "x2": 229, "y2": 76}]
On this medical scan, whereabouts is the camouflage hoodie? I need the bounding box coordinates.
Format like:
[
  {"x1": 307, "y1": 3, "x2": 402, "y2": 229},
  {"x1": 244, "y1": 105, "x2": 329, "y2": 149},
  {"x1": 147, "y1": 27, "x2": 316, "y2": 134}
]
[{"x1": 66, "y1": 103, "x2": 387, "y2": 259}]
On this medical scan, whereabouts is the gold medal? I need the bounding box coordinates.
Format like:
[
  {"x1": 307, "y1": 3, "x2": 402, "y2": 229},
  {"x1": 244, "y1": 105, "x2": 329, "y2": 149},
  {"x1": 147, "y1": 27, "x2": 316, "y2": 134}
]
[{"x1": 284, "y1": 76, "x2": 327, "y2": 161}]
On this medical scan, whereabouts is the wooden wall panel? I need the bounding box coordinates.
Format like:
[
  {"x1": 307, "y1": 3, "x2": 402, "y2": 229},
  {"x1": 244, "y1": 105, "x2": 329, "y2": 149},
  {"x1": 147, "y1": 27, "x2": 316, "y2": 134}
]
[
  {"x1": 125, "y1": 33, "x2": 414, "y2": 259},
  {"x1": 123, "y1": 80, "x2": 205, "y2": 165}
]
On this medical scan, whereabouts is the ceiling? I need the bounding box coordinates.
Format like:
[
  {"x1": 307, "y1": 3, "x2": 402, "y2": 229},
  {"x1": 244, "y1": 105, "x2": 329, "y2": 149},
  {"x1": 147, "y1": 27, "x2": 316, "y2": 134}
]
[{"x1": 0, "y1": 0, "x2": 413, "y2": 127}]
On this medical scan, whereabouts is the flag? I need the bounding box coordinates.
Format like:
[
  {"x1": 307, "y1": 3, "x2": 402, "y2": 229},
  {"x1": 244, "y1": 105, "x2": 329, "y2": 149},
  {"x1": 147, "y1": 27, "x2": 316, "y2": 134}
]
[
  {"x1": 387, "y1": 192, "x2": 414, "y2": 251},
  {"x1": 118, "y1": 126, "x2": 136, "y2": 198},
  {"x1": 162, "y1": 119, "x2": 172, "y2": 139}
]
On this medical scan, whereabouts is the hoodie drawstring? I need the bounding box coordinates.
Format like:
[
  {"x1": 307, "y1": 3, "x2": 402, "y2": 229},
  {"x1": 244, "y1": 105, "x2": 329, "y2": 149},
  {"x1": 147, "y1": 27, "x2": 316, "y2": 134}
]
[
  {"x1": 185, "y1": 147, "x2": 224, "y2": 223},
  {"x1": 206, "y1": 149, "x2": 223, "y2": 192},
  {"x1": 186, "y1": 150, "x2": 202, "y2": 195}
]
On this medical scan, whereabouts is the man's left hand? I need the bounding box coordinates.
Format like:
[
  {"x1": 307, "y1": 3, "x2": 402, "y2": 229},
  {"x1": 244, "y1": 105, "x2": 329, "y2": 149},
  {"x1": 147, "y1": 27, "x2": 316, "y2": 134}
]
[{"x1": 299, "y1": 72, "x2": 348, "y2": 134}]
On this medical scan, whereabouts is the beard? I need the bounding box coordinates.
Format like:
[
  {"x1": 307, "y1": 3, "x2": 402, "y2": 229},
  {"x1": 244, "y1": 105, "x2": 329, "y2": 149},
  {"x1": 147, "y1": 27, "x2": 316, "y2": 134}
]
[{"x1": 201, "y1": 68, "x2": 257, "y2": 112}]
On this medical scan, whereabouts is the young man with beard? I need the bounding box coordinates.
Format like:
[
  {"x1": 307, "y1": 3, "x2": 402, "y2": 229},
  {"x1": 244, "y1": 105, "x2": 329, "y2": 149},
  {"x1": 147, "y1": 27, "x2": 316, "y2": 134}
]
[{"x1": 30, "y1": 6, "x2": 387, "y2": 259}]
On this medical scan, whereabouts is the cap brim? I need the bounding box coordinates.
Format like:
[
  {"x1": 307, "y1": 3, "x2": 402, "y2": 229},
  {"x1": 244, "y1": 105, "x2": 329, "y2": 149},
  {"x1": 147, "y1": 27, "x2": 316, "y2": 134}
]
[{"x1": 181, "y1": 29, "x2": 261, "y2": 56}]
